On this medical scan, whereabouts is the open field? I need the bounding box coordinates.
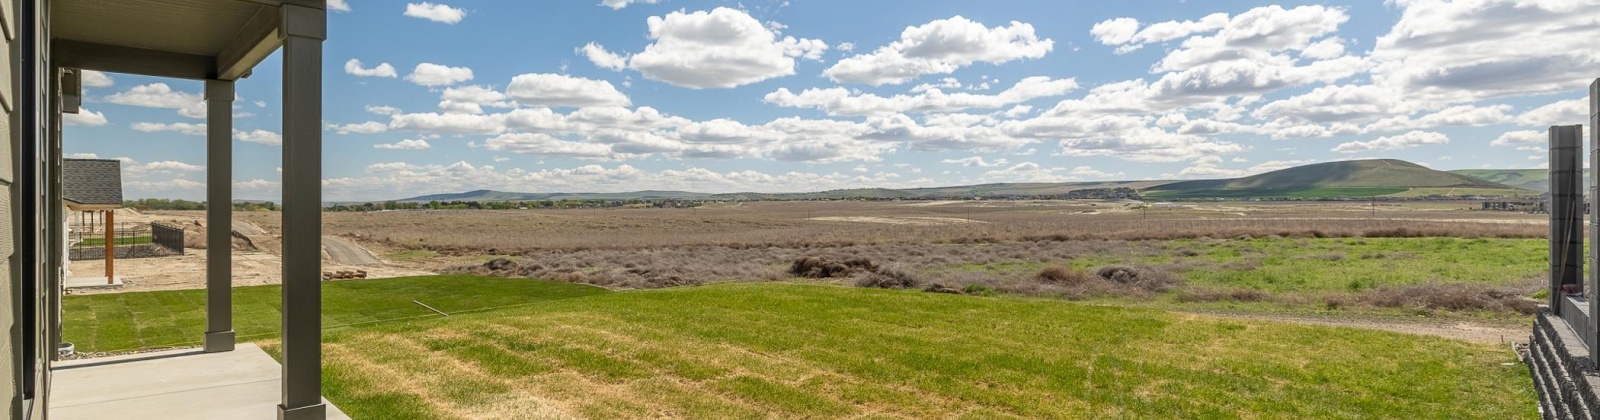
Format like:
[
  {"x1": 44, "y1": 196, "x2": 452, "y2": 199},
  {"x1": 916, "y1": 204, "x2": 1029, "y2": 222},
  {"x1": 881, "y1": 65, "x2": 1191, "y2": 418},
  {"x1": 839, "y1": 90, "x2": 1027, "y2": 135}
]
[
  {"x1": 232, "y1": 200, "x2": 1543, "y2": 252},
  {"x1": 77, "y1": 201, "x2": 1553, "y2": 416},
  {"x1": 230, "y1": 201, "x2": 1554, "y2": 320},
  {"x1": 62, "y1": 276, "x2": 1536, "y2": 418}
]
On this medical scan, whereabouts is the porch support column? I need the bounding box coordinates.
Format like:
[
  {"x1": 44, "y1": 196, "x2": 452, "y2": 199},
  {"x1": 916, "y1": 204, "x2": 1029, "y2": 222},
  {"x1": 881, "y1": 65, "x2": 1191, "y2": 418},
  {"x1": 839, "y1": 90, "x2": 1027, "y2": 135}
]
[
  {"x1": 278, "y1": 4, "x2": 327, "y2": 420},
  {"x1": 1549, "y1": 124, "x2": 1582, "y2": 312},
  {"x1": 204, "y1": 79, "x2": 235, "y2": 353},
  {"x1": 1589, "y1": 78, "x2": 1600, "y2": 363}
]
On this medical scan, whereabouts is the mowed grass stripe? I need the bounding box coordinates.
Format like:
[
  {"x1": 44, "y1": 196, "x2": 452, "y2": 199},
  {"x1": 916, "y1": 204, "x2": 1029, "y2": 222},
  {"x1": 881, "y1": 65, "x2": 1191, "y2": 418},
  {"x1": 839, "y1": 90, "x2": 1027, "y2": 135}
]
[
  {"x1": 307, "y1": 281, "x2": 1533, "y2": 418},
  {"x1": 63, "y1": 275, "x2": 610, "y2": 352}
]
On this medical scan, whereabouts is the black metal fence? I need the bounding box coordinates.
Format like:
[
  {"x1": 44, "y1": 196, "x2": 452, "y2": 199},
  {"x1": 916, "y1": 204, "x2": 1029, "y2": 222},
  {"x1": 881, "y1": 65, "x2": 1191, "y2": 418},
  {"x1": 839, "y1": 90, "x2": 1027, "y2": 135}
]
[
  {"x1": 68, "y1": 221, "x2": 186, "y2": 261},
  {"x1": 151, "y1": 222, "x2": 185, "y2": 255}
]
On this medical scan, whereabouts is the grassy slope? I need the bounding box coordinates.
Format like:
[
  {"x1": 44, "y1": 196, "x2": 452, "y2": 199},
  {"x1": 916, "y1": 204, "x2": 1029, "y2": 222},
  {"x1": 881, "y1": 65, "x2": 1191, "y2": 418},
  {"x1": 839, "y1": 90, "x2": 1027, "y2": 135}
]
[
  {"x1": 1146, "y1": 187, "x2": 1409, "y2": 199},
  {"x1": 66, "y1": 277, "x2": 1533, "y2": 418},
  {"x1": 1451, "y1": 168, "x2": 1593, "y2": 192},
  {"x1": 1150, "y1": 159, "x2": 1527, "y2": 198}
]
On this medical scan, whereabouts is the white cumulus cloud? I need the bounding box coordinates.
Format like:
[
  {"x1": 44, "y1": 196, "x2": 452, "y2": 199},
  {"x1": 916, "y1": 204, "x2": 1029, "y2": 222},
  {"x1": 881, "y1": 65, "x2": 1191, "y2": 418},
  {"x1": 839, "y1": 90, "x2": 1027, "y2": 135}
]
[
  {"x1": 375, "y1": 139, "x2": 432, "y2": 150},
  {"x1": 577, "y1": 42, "x2": 628, "y2": 71},
  {"x1": 1370, "y1": 0, "x2": 1600, "y2": 101},
  {"x1": 824, "y1": 16, "x2": 1053, "y2": 85},
  {"x1": 506, "y1": 73, "x2": 631, "y2": 108},
  {"x1": 63, "y1": 109, "x2": 108, "y2": 126},
  {"x1": 1332, "y1": 130, "x2": 1448, "y2": 153},
  {"x1": 345, "y1": 59, "x2": 398, "y2": 78},
  {"x1": 406, "y1": 63, "x2": 474, "y2": 87},
  {"x1": 404, "y1": 2, "x2": 465, "y2": 24},
  {"x1": 79, "y1": 70, "x2": 114, "y2": 88},
  {"x1": 600, "y1": 0, "x2": 658, "y2": 10},
  {"x1": 628, "y1": 7, "x2": 820, "y2": 89},
  {"x1": 234, "y1": 129, "x2": 283, "y2": 145}
]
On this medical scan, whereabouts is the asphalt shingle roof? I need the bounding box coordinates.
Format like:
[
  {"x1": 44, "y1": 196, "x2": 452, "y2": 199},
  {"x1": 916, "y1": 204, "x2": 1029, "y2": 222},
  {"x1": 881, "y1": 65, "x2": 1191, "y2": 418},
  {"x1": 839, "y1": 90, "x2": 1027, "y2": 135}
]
[{"x1": 63, "y1": 158, "x2": 123, "y2": 206}]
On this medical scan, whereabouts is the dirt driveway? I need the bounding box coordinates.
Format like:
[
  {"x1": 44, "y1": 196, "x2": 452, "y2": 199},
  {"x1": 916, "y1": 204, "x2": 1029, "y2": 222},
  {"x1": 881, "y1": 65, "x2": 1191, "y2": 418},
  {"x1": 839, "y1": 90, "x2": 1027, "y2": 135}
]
[{"x1": 323, "y1": 236, "x2": 384, "y2": 266}]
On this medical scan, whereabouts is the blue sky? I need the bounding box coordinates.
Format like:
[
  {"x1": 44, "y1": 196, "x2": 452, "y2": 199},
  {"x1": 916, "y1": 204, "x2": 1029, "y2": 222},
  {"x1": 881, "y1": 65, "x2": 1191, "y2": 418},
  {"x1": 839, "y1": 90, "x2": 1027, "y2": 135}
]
[{"x1": 62, "y1": 0, "x2": 1598, "y2": 201}]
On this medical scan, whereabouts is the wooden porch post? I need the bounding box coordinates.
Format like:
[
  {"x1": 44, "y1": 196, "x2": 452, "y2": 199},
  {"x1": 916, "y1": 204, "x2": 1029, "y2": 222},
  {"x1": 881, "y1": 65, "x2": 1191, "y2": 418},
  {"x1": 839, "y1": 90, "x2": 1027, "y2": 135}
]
[{"x1": 103, "y1": 209, "x2": 113, "y2": 284}]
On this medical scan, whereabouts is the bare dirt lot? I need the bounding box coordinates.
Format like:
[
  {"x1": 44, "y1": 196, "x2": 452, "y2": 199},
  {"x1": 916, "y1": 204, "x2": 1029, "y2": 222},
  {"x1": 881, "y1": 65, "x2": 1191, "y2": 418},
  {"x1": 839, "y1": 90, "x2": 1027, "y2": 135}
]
[{"x1": 69, "y1": 210, "x2": 431, "y2": 294}]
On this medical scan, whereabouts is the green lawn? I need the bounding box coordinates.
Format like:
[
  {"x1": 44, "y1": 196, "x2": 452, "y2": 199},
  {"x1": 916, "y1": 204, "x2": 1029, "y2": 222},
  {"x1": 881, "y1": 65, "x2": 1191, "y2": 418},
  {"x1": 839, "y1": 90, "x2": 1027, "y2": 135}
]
[
  {"x1": 76, "y1": 236, "x2": 153, "y2": 246},
  {"x1": 1075, "y1": 237, "x2": 1542, "y2": 292},
  {"x1": 61, "y1": 275, "x2": 607, "y2": 352},
  {"x1": 939, "y1": 237, "x2": 1543, "y2": 300},
  {"x1": 65, "y1": 276, "x2": 1535, "y2": 418}
]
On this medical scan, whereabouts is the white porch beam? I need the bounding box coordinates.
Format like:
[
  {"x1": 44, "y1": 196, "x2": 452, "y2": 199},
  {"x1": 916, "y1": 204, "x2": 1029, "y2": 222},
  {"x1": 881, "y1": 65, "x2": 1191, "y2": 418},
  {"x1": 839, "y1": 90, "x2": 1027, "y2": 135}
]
[
  {"x1": 204, "y1": 79, "x2": 236, "y2": 353},
  {"x1": 277, "y1": 3, "x2": 327, "y2": 420}
]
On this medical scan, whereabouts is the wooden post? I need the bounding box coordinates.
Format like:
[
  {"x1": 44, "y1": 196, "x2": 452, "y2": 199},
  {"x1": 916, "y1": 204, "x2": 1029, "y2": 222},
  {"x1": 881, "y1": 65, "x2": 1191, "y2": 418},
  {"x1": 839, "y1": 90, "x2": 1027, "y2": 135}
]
[{"x1": 104, "y1": 209, "x2": 114, "y2": 284}]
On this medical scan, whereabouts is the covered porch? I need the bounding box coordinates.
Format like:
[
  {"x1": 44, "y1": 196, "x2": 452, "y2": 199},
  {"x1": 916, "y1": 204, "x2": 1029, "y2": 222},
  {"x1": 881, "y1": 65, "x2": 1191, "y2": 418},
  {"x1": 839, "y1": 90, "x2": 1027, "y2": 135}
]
[
  {"x1": 44, "y1": 0, "x2": 330, "y2": 418},
  {"x1": 49, "y1": 344, "x2": 349, "y2": 420}
]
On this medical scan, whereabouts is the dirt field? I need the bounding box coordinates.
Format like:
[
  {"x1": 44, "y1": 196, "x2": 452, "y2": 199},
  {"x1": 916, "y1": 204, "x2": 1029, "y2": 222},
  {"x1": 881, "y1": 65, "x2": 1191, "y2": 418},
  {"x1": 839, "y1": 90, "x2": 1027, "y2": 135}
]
[
  {"x1": 265, "y1": 200, "x2": 1541, "y2": 253},
  {"x1": 69, "y1": 210, "x2": 431, "y2": 294}
]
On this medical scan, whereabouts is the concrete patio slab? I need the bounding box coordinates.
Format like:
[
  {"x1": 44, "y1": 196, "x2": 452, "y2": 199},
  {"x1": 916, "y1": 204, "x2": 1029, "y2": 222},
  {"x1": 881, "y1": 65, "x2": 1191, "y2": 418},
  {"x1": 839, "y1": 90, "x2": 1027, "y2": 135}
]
[{"x1": 49, "y1": 343, "x2": 350, "y2": 420}]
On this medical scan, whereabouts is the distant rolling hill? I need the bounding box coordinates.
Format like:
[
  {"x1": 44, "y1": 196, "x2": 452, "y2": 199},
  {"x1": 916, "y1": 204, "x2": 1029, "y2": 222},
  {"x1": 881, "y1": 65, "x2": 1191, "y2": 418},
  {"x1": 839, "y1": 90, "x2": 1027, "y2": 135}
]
[
  {"x1": 1148, "y1": 159, "x2": 1533, "y2": 198},
  {"x1": 391, "y1": 182, "x2": 1163, "y2": 203},
  {"x1": 386, "y1": 159, "x2": 1536, "y2": 203},
  {"x1": 399, "y1": 189, "x2": 711, "y2": 202},
  {"x1": 1451, "y1": 169, "x2": 1591, "y2": 192},
  {"x1": 707, "y1": 181, "x2": 1168, "y2": 201}
]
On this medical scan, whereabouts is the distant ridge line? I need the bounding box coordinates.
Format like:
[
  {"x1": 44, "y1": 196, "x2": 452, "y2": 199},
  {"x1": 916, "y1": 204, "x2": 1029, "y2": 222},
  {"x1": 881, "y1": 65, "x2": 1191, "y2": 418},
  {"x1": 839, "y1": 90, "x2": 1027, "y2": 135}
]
[{"x1": 379, "y1": 159, "x2": 1534, "y2": 202}]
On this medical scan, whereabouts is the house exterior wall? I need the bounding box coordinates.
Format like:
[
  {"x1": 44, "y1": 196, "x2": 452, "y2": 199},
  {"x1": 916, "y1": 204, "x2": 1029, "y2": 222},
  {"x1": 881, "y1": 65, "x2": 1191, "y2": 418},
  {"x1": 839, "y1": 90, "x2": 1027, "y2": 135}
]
[
  {"x1": 0, "y1": 0, "x2": 17, "y2": 415},
  {"x1": 0, "y1": 0, "x2": 17, "y2": 416},
  {"x1": 5, "y1": 0, "x2": 49, "y2": 418}
]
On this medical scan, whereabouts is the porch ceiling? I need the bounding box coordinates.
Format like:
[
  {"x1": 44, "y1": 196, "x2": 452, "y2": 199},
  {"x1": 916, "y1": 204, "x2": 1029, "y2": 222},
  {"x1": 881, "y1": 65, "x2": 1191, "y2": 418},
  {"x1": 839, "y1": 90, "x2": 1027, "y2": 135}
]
[
  {"x1": 50, "y1": 0, "x2": 325, "y2": 80},
  {"x1": 54, "y1": 0, "x2": 264, "y2": 57}
]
